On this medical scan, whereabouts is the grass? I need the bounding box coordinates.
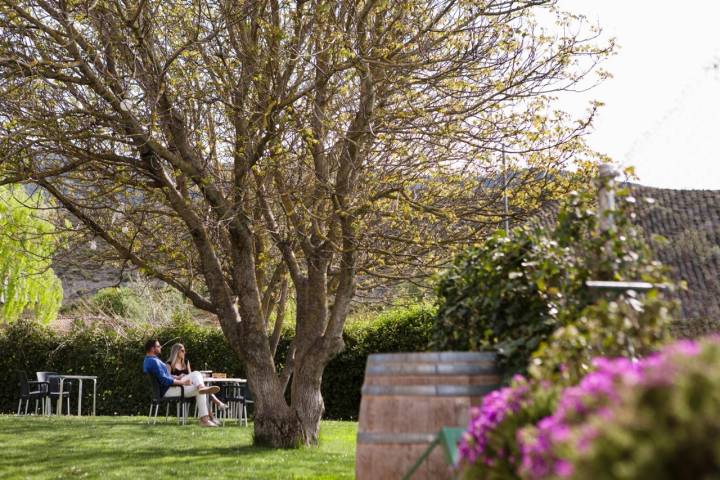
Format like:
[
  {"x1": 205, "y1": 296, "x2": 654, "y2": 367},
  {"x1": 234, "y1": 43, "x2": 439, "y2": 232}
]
[{"x1": 0, "y1": 416, "x2": 357, "y2": 479}]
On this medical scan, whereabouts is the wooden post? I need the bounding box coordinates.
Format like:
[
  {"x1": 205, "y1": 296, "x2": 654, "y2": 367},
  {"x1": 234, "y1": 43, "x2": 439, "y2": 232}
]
[{"x1": 597, "y1": 164, "x2": 618, "y2": 232}]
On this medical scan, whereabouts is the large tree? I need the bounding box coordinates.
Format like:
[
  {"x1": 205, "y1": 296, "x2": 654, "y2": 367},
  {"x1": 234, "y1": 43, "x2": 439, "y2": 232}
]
[{"x1": 0, "y1": 0, "x2": 610, "y2": 446}]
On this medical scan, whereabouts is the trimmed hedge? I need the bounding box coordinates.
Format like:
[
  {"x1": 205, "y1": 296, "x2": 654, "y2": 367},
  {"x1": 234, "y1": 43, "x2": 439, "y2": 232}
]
[
  {"x1": 321, "y1": 304, "x2": 436, "y2": 419},
  {"x1": 0, "y1": 304, "x2": 435, "y2": 419}
]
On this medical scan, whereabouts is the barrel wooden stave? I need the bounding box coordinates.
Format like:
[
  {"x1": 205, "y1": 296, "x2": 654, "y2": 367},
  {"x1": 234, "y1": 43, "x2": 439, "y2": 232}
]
[
  {"x1": 359, "y1": 394, "x2": 475, "y2": 433},
  {"x1": 356, "y1": 351, "x2": 500, "y2": 480},
  {"x1": 364, "y1": 374, "x2": 500, "y2": 386},
  {"x1": 357, "y1": 442, "x2": 449, "y2": 479}
]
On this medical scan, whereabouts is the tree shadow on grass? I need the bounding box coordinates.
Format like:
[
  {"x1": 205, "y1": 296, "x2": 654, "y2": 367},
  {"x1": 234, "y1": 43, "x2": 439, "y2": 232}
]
[
  {"x1": 0, "y1": 417, "x2": 355, "y2": 479},
  {"x1": 2, "y1": 445, "x2": 353, "y2": 479}
]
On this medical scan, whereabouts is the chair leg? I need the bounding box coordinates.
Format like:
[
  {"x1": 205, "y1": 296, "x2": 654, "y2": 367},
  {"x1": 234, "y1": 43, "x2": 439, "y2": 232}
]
[
  {"x1": 17, "y1": 399, "x2": 22, "y2": 416},
  {"x1": 167, "y1": 403, "x2": 171, "y2": 423},
  {"x1": 149, "y1": 403, "x2": 160, "y2": 424},
  {"x1": 24, "y1": 400, "x2": 29, "y2": 415},
  {"x1": 216, "y1": 404, "x2": 224, "y2": 426}
]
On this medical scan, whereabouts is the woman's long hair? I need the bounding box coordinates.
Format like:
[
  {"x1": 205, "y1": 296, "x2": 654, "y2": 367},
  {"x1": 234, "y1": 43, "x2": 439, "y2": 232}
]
[{"x1": 166, "y1": 343, "x2": 186, "y2": 371}]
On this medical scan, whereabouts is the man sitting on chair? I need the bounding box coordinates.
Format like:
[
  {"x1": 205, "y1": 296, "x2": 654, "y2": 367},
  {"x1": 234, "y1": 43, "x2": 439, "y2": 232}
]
[{"x1": 143, "y1": 338, "x2": 220, "y2": 427}]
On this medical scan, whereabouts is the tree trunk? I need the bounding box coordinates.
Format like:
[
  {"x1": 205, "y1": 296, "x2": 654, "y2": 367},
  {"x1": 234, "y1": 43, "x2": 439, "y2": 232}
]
[
  {"x1": 250, "y1": 365, "x2": 325, "y2": 448},
  {"x1": 249, "y1": 363, "x2": 306, "y2": 448},
  {"x1": 290, "y1": 356, "x2": 327, "y2": 445},
  {"x1": 253, "y1": 402, "x2": 305, "y2": 448},
  {"x1": 224, "y1": 255, "x2": 345, "y2": 448},
  {"x1": 244, "y1": 333, "x2": 341, "y2": 448}
]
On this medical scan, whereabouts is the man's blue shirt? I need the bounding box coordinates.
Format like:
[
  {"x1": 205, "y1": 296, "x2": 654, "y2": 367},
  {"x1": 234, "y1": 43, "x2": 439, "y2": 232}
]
[{"x1": 143, "y1": 355, "x2": 174, "y2": 396}]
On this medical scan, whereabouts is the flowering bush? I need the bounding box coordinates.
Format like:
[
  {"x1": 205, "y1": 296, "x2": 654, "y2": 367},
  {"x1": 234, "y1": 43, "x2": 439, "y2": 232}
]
[
  {"x1": 460, "y1": 337, "x2": 720, "y2": 480},
  {"x1": 518, "y1": 356, "x2": 642, "y2": 478},
  {"x1": 520, "y1": 337, "x2": 720, "y2": 479},
  {"x1": 567, "y1": 337, "x2": 720, "y2": 479},
  {"x1": 459, "y1": 376, "x2": 557, "y2": 479}
]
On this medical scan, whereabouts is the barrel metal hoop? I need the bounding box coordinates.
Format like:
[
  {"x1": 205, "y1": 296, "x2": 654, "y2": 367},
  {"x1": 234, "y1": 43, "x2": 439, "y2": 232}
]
[
  {"x1": 361, "y1": 384, "x2": 498, "y2": 396},
  {"x1": 367, "y1": 351, "x2": 497, "y2": 364},
  {"x1": 357, "y1": 432, "x2": 438, "y2": 444},
  {"x1": 366, "y1": 363, "x2": 497, "y2": 375}
]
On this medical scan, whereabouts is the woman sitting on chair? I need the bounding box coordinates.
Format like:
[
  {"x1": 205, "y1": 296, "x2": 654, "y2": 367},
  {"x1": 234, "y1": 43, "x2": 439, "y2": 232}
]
[{"x1": 167, "y1": 343, "x2": 228, "y2": 411}]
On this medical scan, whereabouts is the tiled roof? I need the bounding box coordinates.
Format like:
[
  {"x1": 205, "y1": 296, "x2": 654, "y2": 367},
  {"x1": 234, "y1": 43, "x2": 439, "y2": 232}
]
[{"x1": 629, "y1": 185, "x2": 720, "y2": 337}]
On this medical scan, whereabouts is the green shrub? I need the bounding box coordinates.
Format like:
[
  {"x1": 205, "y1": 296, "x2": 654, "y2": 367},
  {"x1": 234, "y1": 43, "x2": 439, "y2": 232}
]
[
  {"x1": 0, "y1": 304, "x2": 435, "y2": 419},
  {"x1": 0, "y1": 318, "x2": 244, "y2": 416},
  {"x1": 92, "y1": 287, "x2": 145, "y2": 318},
  {"x1": 81, "y1": 282, "x2": 195, "y2": 325},
  {"x1": 322, "y1": 304, "x2": 436, "y2": 419},
  {"x1": 530, "y1": 290, "x2": 674, "y2": 385},
  {"x1": 433, "y1": 229, "x2": 561, "y2": 376},
  {"x1": 433, "y1": 181, "x2": 676, "y2": 377}
]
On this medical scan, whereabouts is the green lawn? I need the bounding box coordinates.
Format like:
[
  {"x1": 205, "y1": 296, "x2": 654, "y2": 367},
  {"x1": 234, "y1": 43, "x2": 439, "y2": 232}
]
[{"x1": 0, "y1": 416, "x2": 357, "y2": 479}]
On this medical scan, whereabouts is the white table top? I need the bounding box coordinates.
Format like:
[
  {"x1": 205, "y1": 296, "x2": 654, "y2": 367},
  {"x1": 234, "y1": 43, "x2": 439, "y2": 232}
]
[
  {"x1": 56, "y1": 375, "x2": 98, "y2": 380},
  {"x1": 204, "y1": 377, "x2": 247, "y2": 383}
]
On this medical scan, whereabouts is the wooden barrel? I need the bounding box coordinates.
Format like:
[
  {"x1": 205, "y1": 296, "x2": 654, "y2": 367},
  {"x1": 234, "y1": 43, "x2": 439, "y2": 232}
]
[{"x1": 355, "y1": 351, "x2": 499, "y2": 480}]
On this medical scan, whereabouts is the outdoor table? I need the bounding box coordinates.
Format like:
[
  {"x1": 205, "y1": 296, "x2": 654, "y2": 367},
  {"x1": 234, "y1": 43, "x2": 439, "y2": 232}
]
[
  {"x1": 204, "y1": 378, "x2": 248, "y2": 424},
  {"x1": 55, "y1": 375, "x2": 98, "y2": 416},
  {"x1": 204, "y1": 377, "x2": 247, "y2": 385}
]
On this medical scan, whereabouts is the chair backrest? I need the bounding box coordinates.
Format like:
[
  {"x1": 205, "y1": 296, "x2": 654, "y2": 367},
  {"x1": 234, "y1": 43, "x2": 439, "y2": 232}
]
[
  {"x1": 16, "y1": 370, "x2": 31, "y2": 396},
  {"x1": 145, "y1": 373, "x2": 163, "y2": 401},
  {"x1": 240, "y1": 384, "x2": 254, "y2": 402},
  {"x1": 37, "y1": 372, "x2": 60, "y2": 392},
  {"x1": 36, "y1": 371, "x2": 58, "y2": 382},
  {"x1": 219, "y1": 382, "x2": 242, "y2": 401}
]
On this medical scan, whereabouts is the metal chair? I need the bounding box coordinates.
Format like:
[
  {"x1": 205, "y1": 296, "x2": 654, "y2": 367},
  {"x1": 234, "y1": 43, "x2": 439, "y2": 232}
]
[
  {"x1": 216, "y1": 382, "x2": 246, "y2": 425},
  {"x1": 36, "y1": 372, "x2": 71, "y2": 415},
  {"x1": 239, "y1": 383, "x2": 254, "y2": 426},
  {"x1": 16, "y1": 370, "x2": 48, "y2": 416},
  {"x1": 146, "y1": 374, "x2": 193, "y2": 425}
]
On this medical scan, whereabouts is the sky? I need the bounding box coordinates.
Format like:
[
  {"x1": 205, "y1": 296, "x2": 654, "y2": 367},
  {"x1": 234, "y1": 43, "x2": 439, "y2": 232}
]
[{"x1": 555, "y1": 0, "x2": 720, "y2": 190}]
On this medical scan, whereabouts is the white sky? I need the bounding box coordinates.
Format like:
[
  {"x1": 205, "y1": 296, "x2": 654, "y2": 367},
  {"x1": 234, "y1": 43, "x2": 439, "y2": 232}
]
[{"x1": 556, "y1": 0, "x2": 720, "y2": 190}]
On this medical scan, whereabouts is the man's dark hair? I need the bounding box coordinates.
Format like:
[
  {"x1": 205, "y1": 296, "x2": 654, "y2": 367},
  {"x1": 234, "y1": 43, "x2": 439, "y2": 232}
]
[{"x1": 144, "y1": 338, "x2": 160, "y2": 353}]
